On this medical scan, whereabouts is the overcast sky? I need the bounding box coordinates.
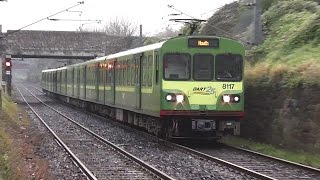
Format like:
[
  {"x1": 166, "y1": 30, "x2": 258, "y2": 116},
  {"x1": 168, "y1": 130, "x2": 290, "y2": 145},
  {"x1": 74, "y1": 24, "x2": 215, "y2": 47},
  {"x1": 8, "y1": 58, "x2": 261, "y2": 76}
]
[{"x1": 0, "y1": 0, "x2": 235, "y2": 35}]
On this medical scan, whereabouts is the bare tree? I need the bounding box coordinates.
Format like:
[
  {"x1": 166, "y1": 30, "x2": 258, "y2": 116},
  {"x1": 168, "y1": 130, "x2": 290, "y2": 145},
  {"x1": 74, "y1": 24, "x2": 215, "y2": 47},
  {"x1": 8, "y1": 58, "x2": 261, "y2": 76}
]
[
  {"x1": 103, "y1": 18, "x2": 138, "y2": 37},
  {"x1": 154, "y1": 27, "x2": 179, "y2": 38}
]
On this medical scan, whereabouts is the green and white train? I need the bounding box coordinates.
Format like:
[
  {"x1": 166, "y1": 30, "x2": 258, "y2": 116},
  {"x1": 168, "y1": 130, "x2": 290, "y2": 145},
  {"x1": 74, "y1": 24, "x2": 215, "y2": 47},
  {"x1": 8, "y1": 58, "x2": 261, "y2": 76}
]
[{"x1": 41, "y1": 35, "x2": 245, "y2": 140}]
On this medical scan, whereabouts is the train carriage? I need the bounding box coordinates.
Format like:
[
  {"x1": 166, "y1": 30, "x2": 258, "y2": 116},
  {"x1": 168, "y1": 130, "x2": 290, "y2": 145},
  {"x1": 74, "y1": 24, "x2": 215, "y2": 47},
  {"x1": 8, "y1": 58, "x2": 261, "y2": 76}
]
[{"x1": 42, "y1": 35, "x2": 245, "y2": 140}]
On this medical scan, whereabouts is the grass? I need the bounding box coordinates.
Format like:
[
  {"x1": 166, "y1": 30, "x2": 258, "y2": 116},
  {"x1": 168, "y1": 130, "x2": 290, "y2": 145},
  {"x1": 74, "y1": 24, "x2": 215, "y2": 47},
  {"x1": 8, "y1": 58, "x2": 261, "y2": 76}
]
[
  {"x1": 245, "y1": 60, "x2": 320, "y2": 88},
  {"x1": 0, "y1": 94, "x2": 29, "y2": 179},
  {"x1": 221, "y1": 136, "x2": 320, "y2": 168},
  {"x1": 246, "y1": 0, "x2": 320, "y2": 87},
  {"x1": 0, "y1": 128, "x2": 12, "y2": 179}
]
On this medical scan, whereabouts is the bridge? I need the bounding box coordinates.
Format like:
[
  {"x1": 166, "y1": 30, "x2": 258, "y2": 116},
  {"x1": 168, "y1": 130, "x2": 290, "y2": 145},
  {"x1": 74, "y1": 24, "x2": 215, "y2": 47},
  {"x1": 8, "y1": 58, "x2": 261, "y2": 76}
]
[{"x1": 0, "y1": 30, "x2": 143, "y2": 60}]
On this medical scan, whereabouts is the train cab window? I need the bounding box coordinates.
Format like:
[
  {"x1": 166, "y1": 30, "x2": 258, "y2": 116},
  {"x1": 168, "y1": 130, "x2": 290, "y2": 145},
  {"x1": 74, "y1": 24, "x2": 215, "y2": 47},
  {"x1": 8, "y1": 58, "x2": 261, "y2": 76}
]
[
  {"x1": 193, "y1": 54, "x2": 214, "y2": 81},
  {"x1": 163, "y1": 53, "x2": 191, "y2": 80},
  {"x1": 215, "y1": 54, "x2": 243, "y2": 81}
]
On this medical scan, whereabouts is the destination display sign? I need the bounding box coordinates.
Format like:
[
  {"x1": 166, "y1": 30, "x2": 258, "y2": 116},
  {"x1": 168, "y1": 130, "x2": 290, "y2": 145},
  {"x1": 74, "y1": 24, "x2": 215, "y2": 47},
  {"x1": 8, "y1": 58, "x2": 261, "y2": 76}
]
[{"x1": 188, "y1": 38, "x2": 219, "y2": 48}]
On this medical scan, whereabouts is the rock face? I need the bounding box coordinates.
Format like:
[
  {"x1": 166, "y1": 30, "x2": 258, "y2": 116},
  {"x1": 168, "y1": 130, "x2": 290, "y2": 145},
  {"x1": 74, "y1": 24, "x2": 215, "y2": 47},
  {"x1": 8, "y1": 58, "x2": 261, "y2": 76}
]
[
  {"x1": 200, "y1": 1, "x2": 257, "y2": 44},
  {"x1": 242, "y1": 85, "x2": 320, "y2": 153}
]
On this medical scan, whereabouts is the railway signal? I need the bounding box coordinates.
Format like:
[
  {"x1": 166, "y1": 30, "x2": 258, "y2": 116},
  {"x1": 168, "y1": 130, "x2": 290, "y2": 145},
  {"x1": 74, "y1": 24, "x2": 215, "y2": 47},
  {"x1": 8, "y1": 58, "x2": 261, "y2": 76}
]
[
  {"x1": 4, "y1": 56, "x2": 12, "y2": 75},
  {"x1": 2, "y1": 55, "x2": 12, "y2": 96}
]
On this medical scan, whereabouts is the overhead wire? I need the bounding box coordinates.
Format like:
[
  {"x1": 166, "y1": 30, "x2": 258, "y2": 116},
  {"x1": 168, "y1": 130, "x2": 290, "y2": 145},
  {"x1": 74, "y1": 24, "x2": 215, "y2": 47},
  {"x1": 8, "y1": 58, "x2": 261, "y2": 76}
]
[
  {"x1": 167, "y1": 3, "x2": 238, "y2": 39},
  {"x1": 0, "y1": 1, "x2": 84, "y2": 39}
]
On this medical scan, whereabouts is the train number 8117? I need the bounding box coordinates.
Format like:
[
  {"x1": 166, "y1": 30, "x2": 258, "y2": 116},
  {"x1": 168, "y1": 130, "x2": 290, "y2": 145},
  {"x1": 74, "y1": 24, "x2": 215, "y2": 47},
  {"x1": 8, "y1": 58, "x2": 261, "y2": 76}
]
[{"x1": 222, "y1": 84, "x2": 235, "y2": 89}]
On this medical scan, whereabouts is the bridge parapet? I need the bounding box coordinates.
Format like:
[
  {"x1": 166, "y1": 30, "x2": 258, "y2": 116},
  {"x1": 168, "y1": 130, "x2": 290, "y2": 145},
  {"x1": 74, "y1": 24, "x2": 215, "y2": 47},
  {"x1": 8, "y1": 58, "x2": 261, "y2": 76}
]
[{"x1": 2, "y1": 30, "x2": 143, "y2": 59}]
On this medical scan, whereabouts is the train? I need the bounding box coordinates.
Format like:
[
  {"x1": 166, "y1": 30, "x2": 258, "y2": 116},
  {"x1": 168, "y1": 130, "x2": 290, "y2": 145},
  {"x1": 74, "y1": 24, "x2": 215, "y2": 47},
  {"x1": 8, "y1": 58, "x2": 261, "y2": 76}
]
[{"x1": 41, "y1": 35, "x2": 245, "y2": 140}]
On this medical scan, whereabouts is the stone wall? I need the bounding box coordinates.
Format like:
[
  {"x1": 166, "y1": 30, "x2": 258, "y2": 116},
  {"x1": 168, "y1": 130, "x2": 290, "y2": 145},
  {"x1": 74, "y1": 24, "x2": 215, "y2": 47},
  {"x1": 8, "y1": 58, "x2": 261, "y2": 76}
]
[{"x1": 2, "y1": 30, "x2": 143, "y2": 57}]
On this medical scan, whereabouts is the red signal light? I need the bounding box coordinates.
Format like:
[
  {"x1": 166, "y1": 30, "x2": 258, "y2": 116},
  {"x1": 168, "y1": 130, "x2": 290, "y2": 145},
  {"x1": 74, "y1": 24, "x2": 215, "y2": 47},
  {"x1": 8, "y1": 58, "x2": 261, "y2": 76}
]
[
  {"x1": 5, "y1": 61, "x2": 11, "y2": 67},
  {"x1": 4, "y1": 56, "x2": 12, "y2": 68}
]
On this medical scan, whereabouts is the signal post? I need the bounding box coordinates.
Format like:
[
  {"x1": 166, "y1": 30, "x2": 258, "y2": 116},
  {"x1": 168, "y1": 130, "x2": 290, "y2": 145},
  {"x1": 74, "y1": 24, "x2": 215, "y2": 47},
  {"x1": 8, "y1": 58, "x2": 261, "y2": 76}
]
[{"x1": 2, "y1": 55, "x2": 12, "y2": 96}]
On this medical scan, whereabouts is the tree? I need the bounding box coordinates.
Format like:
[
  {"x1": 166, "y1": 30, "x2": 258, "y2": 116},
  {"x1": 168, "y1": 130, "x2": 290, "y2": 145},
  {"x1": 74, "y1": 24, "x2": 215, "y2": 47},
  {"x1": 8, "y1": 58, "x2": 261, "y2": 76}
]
[
  {"x1": 103, "y1": 18, "x2": 138, "y2": 37},
  {"x1": 76, "y1": 17, "x2": 141, "y2": 54},
  {"x1": 154, "y1": 27, "x2": 179, "y2": 38},
  {"x1": 143, "y1": 27, "x2": 180, "y2": 45}
]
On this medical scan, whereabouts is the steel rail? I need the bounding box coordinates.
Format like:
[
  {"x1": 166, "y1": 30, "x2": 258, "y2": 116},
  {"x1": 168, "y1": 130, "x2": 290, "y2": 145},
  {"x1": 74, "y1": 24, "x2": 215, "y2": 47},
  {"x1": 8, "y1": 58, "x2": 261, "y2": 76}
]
[
  {"x1": 226, "y1": 144, "x2": 320, "y2": 174},
  {"x1": 165, "y1": 142, "x2": 276, "y2": 180},
  {"x1": 16, "y1": 86, "x2": 97, "y2": 180},
  {"x1": 22, "y1": 85, "x2": 174, "y2": 180},
  {"x1": 28, "y1": 84, "x2": 275, "y2": 179}
]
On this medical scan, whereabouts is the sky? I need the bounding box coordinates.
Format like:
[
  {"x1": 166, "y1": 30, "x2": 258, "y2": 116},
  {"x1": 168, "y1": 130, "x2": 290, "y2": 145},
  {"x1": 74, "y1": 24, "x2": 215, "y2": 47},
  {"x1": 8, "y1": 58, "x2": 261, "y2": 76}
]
[{"x1": 0, "y1": 0, "x2": 235, "y2": 36}]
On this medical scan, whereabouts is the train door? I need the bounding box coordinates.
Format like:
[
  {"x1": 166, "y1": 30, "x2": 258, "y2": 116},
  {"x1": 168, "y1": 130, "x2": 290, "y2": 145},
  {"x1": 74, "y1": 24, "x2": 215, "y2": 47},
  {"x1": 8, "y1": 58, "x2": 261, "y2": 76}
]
[
  {"x1": 111, "y1": 60, "x2": 116, "y2": 105},
  {"x1": 105, "y1": 60, "x2": 115, "y2": 105},
  {"x1": 95, "y1": 63, "x2": 99, "y2": 101},
  {"x1": 72, "y1": 68, "x2": 74, "y2": 97},
  {"x1": 80, "y1": 65, "x2": 86, "y2": 99},
  {"x1": 83, "y1": 65, "x2": 87, "y2": 99},
  {"x1": 57, "y1": 70, "x2": 61, "y2": 94},
  {"x1": 77, "y1": 67, "x2": 80, "y2": 98},
  {"x1": 64, "y1": 69, "x2": 67, "y2": 95},
  {"x1": 134, "y1": 53, "x2": 143, "y2": 109},
  {"x1": 53, "y1": 71, "x2": 57, "y2": 92}
]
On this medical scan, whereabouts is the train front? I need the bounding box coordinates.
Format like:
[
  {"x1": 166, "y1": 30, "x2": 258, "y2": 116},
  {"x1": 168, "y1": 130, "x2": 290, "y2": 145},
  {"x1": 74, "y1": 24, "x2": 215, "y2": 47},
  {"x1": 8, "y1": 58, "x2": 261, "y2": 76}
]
[{"x1": 159, "y1": 36, "x2": 244, "y2": 139}]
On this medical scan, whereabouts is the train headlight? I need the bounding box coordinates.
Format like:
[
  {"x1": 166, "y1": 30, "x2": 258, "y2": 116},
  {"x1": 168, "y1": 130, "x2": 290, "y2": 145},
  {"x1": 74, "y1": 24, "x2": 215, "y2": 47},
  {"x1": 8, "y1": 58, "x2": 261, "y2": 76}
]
[
  {"x1": 165, "y1": 94, "x2": 176, "y2": 102},
  {"x1": 221, "y1": 94, "x2": 241, "y2": 103},
  {"x1": 222, "y1": 95, "x2": 231, "y2": 103},
  {"x1": 176, "y1": 94, "x2": 184, "y2": 103}
]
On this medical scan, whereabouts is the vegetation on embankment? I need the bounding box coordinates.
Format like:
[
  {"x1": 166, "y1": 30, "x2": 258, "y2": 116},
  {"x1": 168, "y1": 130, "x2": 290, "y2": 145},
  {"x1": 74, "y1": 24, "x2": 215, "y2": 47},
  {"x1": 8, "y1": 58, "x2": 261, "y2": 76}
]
[
  {"x1": 247, "y1": 0, "x2": 320, "y2": 88},
  {"x1": 0, "y1": 94, "x2": 30, "y2": 179},
  {"x1": 241, "y1": 0, "x2": 320, "y2": 153}
]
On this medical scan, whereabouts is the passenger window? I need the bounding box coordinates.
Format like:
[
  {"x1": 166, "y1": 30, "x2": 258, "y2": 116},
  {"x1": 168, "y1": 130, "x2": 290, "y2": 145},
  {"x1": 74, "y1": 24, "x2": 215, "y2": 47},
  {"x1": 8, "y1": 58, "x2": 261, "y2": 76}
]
[
  {"x1": 126, "y1": 60, "x2": 129, "y2": 85},
  {"x1": 148, "y1": 55, "x2": 153, "y2": 86},
  {"x1": 131, "y1": 59, "x2": 135, "y2": 86},
  {"x1": 142, "y1": 56, "x2": 147, "y2": 86},
  {"x1": 155, "y1": 54, "x2": 159, "y2": 84},
  {"x1": 123, "y1": 61, "x2": 126, "y2": 86}
]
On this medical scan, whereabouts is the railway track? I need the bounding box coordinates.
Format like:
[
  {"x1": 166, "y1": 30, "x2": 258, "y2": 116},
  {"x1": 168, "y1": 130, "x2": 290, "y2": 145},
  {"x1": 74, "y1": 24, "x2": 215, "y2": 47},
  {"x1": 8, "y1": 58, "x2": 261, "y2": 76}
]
[
  {"x1": 24, "y1": 84, "x2": 320, "y2": 179},
  {"x1": 21, "y1": 84, "x2": 258, "y2": 179},
  {"x1": 176, "y1": 142, "x2": 320, "y2": 180},
  {"x1": 17, "y1": 85, "x2": 173, "y2": 180}
]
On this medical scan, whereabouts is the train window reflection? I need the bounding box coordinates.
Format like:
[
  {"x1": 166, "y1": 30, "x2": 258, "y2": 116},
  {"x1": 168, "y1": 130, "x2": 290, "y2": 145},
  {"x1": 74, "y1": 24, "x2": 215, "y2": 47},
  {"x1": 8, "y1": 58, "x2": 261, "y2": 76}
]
[
  {"x1": 215, "y1": 54, "x2": 243, "y2": 82},
  {"x1": 163, "y1": 53, "x2": 191, "y2": 80},
  {"x1": 193, "y1": 54, "x2": 214, "y2": 81}
]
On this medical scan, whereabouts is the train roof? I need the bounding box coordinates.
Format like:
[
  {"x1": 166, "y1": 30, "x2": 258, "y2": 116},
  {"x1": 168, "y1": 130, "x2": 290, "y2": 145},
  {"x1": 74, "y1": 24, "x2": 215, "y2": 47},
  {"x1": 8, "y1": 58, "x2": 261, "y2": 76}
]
[
  {"x1": 42, "y1": 68, "x2": 60, "y2": 73},
  {"x1": 41, "y1": 35, "x2": 244, "y2": 73},
  {"x1": 67, "y1": 41, "x2": 166, "y2": 67},
  {"x1": 104, "y1": 41, "x2": 166, "y2": 60}
]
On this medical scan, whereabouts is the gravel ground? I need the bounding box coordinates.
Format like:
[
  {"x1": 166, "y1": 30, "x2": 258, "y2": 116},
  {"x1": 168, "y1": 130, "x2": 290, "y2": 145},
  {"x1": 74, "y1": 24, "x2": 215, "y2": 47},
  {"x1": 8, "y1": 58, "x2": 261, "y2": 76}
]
[
  {"x1": 195, "y1": 146, "x2": 320, "y2": 179},
  {"x1": 13, "y1": 87, "x2": 88, "y2": 180},
  {"x1": 21, "y1": 85, "x2": 256, "y2": 180}
]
